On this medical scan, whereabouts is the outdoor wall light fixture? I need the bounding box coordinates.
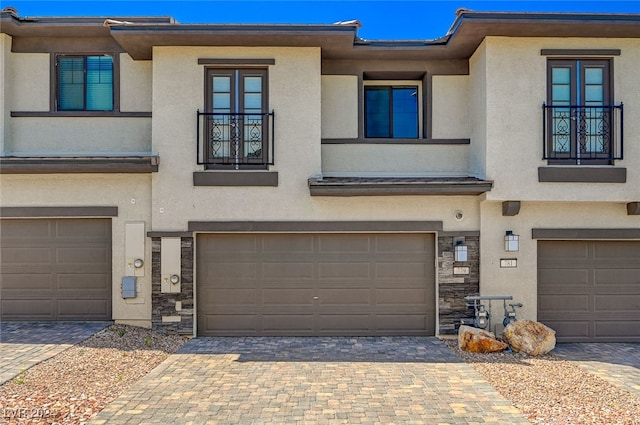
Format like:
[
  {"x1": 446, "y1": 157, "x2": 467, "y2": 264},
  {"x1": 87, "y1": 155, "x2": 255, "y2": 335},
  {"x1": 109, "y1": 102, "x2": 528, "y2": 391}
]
[
  {"x1": 505, "y1": 230, "x2": 519, "y2": 252},
  {"x1": 454, "y1": 240, "x2": 468, "y2": 262}
]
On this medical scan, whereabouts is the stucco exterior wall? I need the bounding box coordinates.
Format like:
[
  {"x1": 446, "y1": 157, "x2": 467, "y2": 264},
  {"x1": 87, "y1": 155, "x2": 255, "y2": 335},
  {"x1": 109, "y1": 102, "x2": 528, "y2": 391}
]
[
  {"x1": 483, "y1": 37, "x2": 639, "y2": 201},
  {"x1": 0, "y1": 174, "x2": 153, "y2": 327},
  {"x1": 8, "y1": 117, "x2": 152, "y2": 154},
  {"x1": 321, "y1": 75, "x2": 358, "y2": 139},
  {"x1": 8, "y1": 52, "x2": 49, "y2": 112},
  {"x1": 479, "y1": 200, "x2": 638, "y2": 322},
  {"x1": 432, "y1": 75, "x2": 470, "y2": 139},
  {"x1": 120, "y1": 53, "x2": 152, "y2": 112},
  {"x1": 321, "y1": 144, "x2": 470, "y2": 177},
  {"x1": 468, "y1": 40, "x2": 487, "y2": 179}
]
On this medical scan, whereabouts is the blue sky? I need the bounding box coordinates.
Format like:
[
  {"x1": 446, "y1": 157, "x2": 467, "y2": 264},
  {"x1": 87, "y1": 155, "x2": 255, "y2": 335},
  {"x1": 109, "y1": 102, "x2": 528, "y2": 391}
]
[{"x1": 5, "y1": 1, "x2": 640, "y2": 40}]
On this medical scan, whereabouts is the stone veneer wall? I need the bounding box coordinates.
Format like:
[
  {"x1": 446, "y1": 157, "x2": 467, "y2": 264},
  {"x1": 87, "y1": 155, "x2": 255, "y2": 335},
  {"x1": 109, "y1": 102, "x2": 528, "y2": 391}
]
[
  {"x1": 438, "y1": 235, "x2": 479, "y2": 334},
  {"x1": 151, "y1": 237, "x2": 194, "y2": 334}
]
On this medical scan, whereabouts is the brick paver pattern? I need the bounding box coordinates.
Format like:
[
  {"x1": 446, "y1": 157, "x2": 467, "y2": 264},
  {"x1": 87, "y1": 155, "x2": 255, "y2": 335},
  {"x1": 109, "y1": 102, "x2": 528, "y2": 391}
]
[
  {"x1": 91, "y1": 337, "x2": 530, "y2": 425},
  {"x1": 554, "y1": 343, "x2": 640, "y2": 398},
  {"x1": 0, "y1": 321, "x2": 110, "y2": 384}
]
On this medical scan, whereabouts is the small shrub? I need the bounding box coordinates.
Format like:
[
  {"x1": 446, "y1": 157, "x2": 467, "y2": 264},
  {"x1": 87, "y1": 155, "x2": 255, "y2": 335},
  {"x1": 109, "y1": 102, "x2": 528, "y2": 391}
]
[{"x1": 144, "y1": 336, "x2": 153, "y2": 347}]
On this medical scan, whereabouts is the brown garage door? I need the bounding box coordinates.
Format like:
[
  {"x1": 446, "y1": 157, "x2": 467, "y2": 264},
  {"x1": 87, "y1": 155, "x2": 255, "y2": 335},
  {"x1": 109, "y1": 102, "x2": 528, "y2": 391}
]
[
  {"x1": 197, "y1": 233, "x2": 435, "y2": 336},
  {"x1": 0, "y1": 219, "x2": 112, "y2": 321},
  {"x1": 538, "y1": 240, "x2": 640, "y2": 342}
]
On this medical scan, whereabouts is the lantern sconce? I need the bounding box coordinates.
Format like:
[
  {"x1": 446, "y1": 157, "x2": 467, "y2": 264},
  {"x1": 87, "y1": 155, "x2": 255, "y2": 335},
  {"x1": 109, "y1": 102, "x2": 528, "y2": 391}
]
[
  {"x1": 454, "y1": 238, "x2": 468, "y2": 262},
  {"x1": 505, "y1": 230, "x2": 519, "y2": 252}
]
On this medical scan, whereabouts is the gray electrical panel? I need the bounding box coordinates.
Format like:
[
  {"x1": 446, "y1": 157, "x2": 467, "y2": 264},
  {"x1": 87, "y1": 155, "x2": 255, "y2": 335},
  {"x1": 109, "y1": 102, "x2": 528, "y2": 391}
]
[{"x1": 121, "y1": 276, "x2": 137, "y2": 299}]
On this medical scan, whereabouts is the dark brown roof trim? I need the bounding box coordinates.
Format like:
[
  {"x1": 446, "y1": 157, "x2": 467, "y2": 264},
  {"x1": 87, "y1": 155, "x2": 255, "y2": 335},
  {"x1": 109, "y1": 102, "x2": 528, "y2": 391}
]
[
  {"x1": 147, "y1": 231, "x2": 193, "y2": 238},
  {"x1": 541, "y1": 49, "x2": 621, "y2": 56},
  {"x1": 308, "y1": 177, "x2": 492, "y2": 197},
  {"x1": 627, "y1": 202, "x2": 640, "y2": 216},
  {"x1": 11, "y1": 111, "x2": 151, "y2": 118},
  {"x1": 502, "y1": 201, "x2": 521, "y2": 216},
  {"x1": 532, "y1": 228, "x2": 640, "y2": 240},
  {"x1": 189, "y1": 221, "x2": 443, "y2": 233},
  {"x1": 0, "y1": 156, "x2": 159, "y2": 174},
  {"x1": 198, "y1": 58, "x2": 275, "y2": 65},
  {"x1": 0, "y1": 206, "x2": 118, "y2": 218}
]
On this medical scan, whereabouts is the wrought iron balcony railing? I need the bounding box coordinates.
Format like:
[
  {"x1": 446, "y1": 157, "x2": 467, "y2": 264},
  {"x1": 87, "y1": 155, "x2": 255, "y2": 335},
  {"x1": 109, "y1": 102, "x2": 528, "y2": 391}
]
[
  {"x1": 543, "y1": 104, "x2": 623, "y2": 163},
  {"x1": 197, "y1": 110, "x2": 274, "y2": 167}
]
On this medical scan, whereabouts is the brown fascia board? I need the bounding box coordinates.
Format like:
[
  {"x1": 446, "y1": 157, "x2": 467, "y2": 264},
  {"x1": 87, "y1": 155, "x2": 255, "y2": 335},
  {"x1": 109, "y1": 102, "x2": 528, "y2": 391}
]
[
  {"x1": 108, "y1": 25, "x2": 359, "y2": 60},
  {"x1": 0, "y1": 13, "x2": 174, "y2": 38}
]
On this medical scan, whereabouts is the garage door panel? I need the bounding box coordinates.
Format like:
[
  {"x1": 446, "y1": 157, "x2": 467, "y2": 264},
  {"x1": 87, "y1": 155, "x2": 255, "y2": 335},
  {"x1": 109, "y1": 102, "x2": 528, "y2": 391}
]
[
  {"x1": 538, "y1": 241, "x2": 589, "y2": 259},
  {"x1": 204, "y1": 263, "x2": 258, "y2": 280},
  {"x1": 376, "y1": 314, "x2": 428, "y2": 331},
  {"x1": 595, "y1": 321, "x2": 640, "y2": 338},
  {"x1": 595, "y1": 269, "x2": 640, "y2": 285},
  {"x1": 1, "y1": 299, "x2": 55, "y2": 319},
  {"x1": 539, "y1": 294, "x2": 590, "y2": 312},
  {"x1": 375, "y1": 234, "x2": 430, "y2": 254},
  {"x1": 202, "y1": 288, "x2": 257, "y2": 305},
  {"x1": 263, "y1": 262, "x2": 314, "y2": 279},
  {"x1": 595, "y1": 294, "x2": 640, "y2": 311},
  {"x1": 318, "y1": 263, "x2": 370, "y2": 279},
  {"x1": 56, "y1": 247, "x2": 110, "y2": 265},
  {"x1": 375, "y1": 262, "x2": 427, "y2": 279},
  {"x1": 197, "y1": 233, "x2": 435, "y2": 336},
  {"x1": 58, "y1": 299, "x2": 110, "y2": 318},
  {"x1": 1, "y1": 220, "x2": 52, "y2": 238},
  {"x1": 264, "y1": 235, "x2": 314, "y2": 252},
  {"x1": 263, "y1": 289, "x2": 314, "y2": 305},
  {"x1": 1, "y1": 247, "x2": 52, "y2": 264},
  {"x1": 263, "y1": 315, "x2": 314, "y2": 332},
  {"x1": 0, "y1": 219, "x2": 112, "y2": 321},
  {"x1": 593, "y1": 241, "x2": 640, "y2": 259},
  {"x1": 203, "y1": 314, "x2": 258, "y2": 332}
]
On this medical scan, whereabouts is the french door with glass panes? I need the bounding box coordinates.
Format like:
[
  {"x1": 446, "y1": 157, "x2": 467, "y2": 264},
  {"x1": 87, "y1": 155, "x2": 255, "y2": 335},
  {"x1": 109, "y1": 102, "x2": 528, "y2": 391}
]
[
  {"x1": 205, "y1": 69, "x2": 268, "y2": 168},
  {"x1": 547, "y1": 59, "x2": 612, "y2": 164}
]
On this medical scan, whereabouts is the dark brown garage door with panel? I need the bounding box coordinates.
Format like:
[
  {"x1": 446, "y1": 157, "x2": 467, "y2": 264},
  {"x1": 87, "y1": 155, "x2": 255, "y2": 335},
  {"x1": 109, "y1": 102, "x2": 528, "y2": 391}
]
[
  {"x1": 0, "y1": 219, "x2": 112, "y2": 321},
  {"x1": 538, "y1": 240, "x2": 640, "y2": 342},
  {"x1": 197, "y1": 233, "x2": 435, "y2": 336}
]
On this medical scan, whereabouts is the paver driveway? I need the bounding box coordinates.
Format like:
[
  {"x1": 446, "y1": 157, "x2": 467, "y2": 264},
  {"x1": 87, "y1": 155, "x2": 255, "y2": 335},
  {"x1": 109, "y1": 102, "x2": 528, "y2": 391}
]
[
  {"x1": 91, "y1": 337, "x2": 529, "y2": 424},
  {"x1": 0, "y1": 321, "x2": 110, "y2": 384}
]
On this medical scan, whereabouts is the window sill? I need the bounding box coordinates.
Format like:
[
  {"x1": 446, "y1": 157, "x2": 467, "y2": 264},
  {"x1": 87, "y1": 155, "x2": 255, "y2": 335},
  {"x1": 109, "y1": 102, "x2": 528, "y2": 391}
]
[
  {"x1": 11, "y1": 111, "x2": 152, "y2": 118},
  {"x1": 538, "y1": 167, "x2": 626, "y2": 183},
  {"x1": 193, "y1": 171, "x2": 278, "y2": 186},
  {"x1": 321, "y1": 138, "x2": 470, "y2": 145}
]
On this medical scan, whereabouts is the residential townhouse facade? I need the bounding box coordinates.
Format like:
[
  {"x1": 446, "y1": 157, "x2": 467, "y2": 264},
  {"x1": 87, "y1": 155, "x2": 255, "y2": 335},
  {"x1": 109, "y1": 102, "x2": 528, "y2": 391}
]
[{"x1": 1, "y1": 7, "x2": 638, "y2": 342}]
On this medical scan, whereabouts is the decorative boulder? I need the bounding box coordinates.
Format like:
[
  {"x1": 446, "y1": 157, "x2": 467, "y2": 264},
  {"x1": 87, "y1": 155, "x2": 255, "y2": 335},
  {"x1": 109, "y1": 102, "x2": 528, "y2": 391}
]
[
  {"x1": 503, "y1": 320, "x2": 556, "y2": 356},
  {"x1": 458, "y1": 325, "x2": 508, "y2": 353}
]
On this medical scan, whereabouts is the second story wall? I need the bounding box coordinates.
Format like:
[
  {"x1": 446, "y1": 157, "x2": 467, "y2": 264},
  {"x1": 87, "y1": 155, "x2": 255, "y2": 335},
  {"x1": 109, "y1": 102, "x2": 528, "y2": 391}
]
[
  {"x1": 3, "y1": 40, "x2": 152, "y2": 155},
  {"x1": 151, "y1": 46, "x2": 323, "y2": 230},
  {"x1": 469, "y1": 40, "x2": 487, "y2": 180},
  {"x1": 483, "y1": 36, "x2": 639, "y2": 201},
  {"x1": 0, "y1": 34, "x2": 9, "y2": 152},
  {"x1": 320, "y1": 61, "x2": 471, "y2": 177}
]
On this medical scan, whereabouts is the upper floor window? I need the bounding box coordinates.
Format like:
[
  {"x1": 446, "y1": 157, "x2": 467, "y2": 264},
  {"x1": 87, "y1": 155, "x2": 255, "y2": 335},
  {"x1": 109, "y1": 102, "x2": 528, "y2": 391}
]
[
  {"x1": 57, "y1": 55, "x2": 114, "y2": 111},
  {"x1": 364, "y1": 81, "x2": 421, "y2": 139},
  {"x1": 545, "y1": 59, "x2": 620, "y2": 164},
  {"x1": 201, "y1": 68, "x2": 271, "y2": 169}
]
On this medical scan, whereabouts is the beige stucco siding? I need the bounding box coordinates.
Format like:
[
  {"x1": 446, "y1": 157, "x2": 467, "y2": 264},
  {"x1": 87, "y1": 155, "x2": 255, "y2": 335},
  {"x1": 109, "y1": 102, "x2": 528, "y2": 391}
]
[
  {"x1": 483, "y1": 37, "x2": 639, "y2": 201},
  {"x1": 119, "y1": 54, "x2": 152, "y2": 112},
  {"x1": 0, "y1": 174, "x2": 153, "y2": 327},
  {"x1": 432, "y1": 75, "x2": 470, "y2": 139},
  {"x1": 321, "y1": 144, "x2": 470, "y2": 177},
  {"x1": 469, "y1": 40, "x2": 487, "y2": 179},
  {"x1": 8, "y1": 117, "x2": 151, "y2": 154},
  {"x1": 321, "y1": 75, "x2": 358, "y2": 139},
  {"x1": 479, "y1": 200, "x2": 639, "y2": 322},
  {"x1": 8, "y1": 52, "x2": 50, "y2": 112}
]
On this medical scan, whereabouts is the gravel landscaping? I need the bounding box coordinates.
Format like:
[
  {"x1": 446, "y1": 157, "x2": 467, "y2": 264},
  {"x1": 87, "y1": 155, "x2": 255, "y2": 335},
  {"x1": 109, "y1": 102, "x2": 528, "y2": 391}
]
[
  {"x1": 443, "y1": 339, "x2": 640, "y2": 425},
  {"x1": 0, "y1": 325, "x2": 186, "y2": 424}
]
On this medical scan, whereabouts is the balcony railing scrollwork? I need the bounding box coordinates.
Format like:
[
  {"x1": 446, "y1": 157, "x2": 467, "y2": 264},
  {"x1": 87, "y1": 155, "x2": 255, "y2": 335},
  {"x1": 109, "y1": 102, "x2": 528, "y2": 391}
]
[
  {"x1": 197, "y1": 110, "x2": 275, "y2": 167},
  {"x1": 543, "y1": 104, "x2": 623, "y2": 164}
]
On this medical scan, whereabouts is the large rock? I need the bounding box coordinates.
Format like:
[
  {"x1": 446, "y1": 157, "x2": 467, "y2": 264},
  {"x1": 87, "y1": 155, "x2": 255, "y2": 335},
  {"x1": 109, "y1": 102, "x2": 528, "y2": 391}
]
[
  {"x1": 458, "y1": 325, "x2": 508, "y2": 353},
  {"x1": 503, "y1": 320, "x2": 556, "y2": 356}
]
